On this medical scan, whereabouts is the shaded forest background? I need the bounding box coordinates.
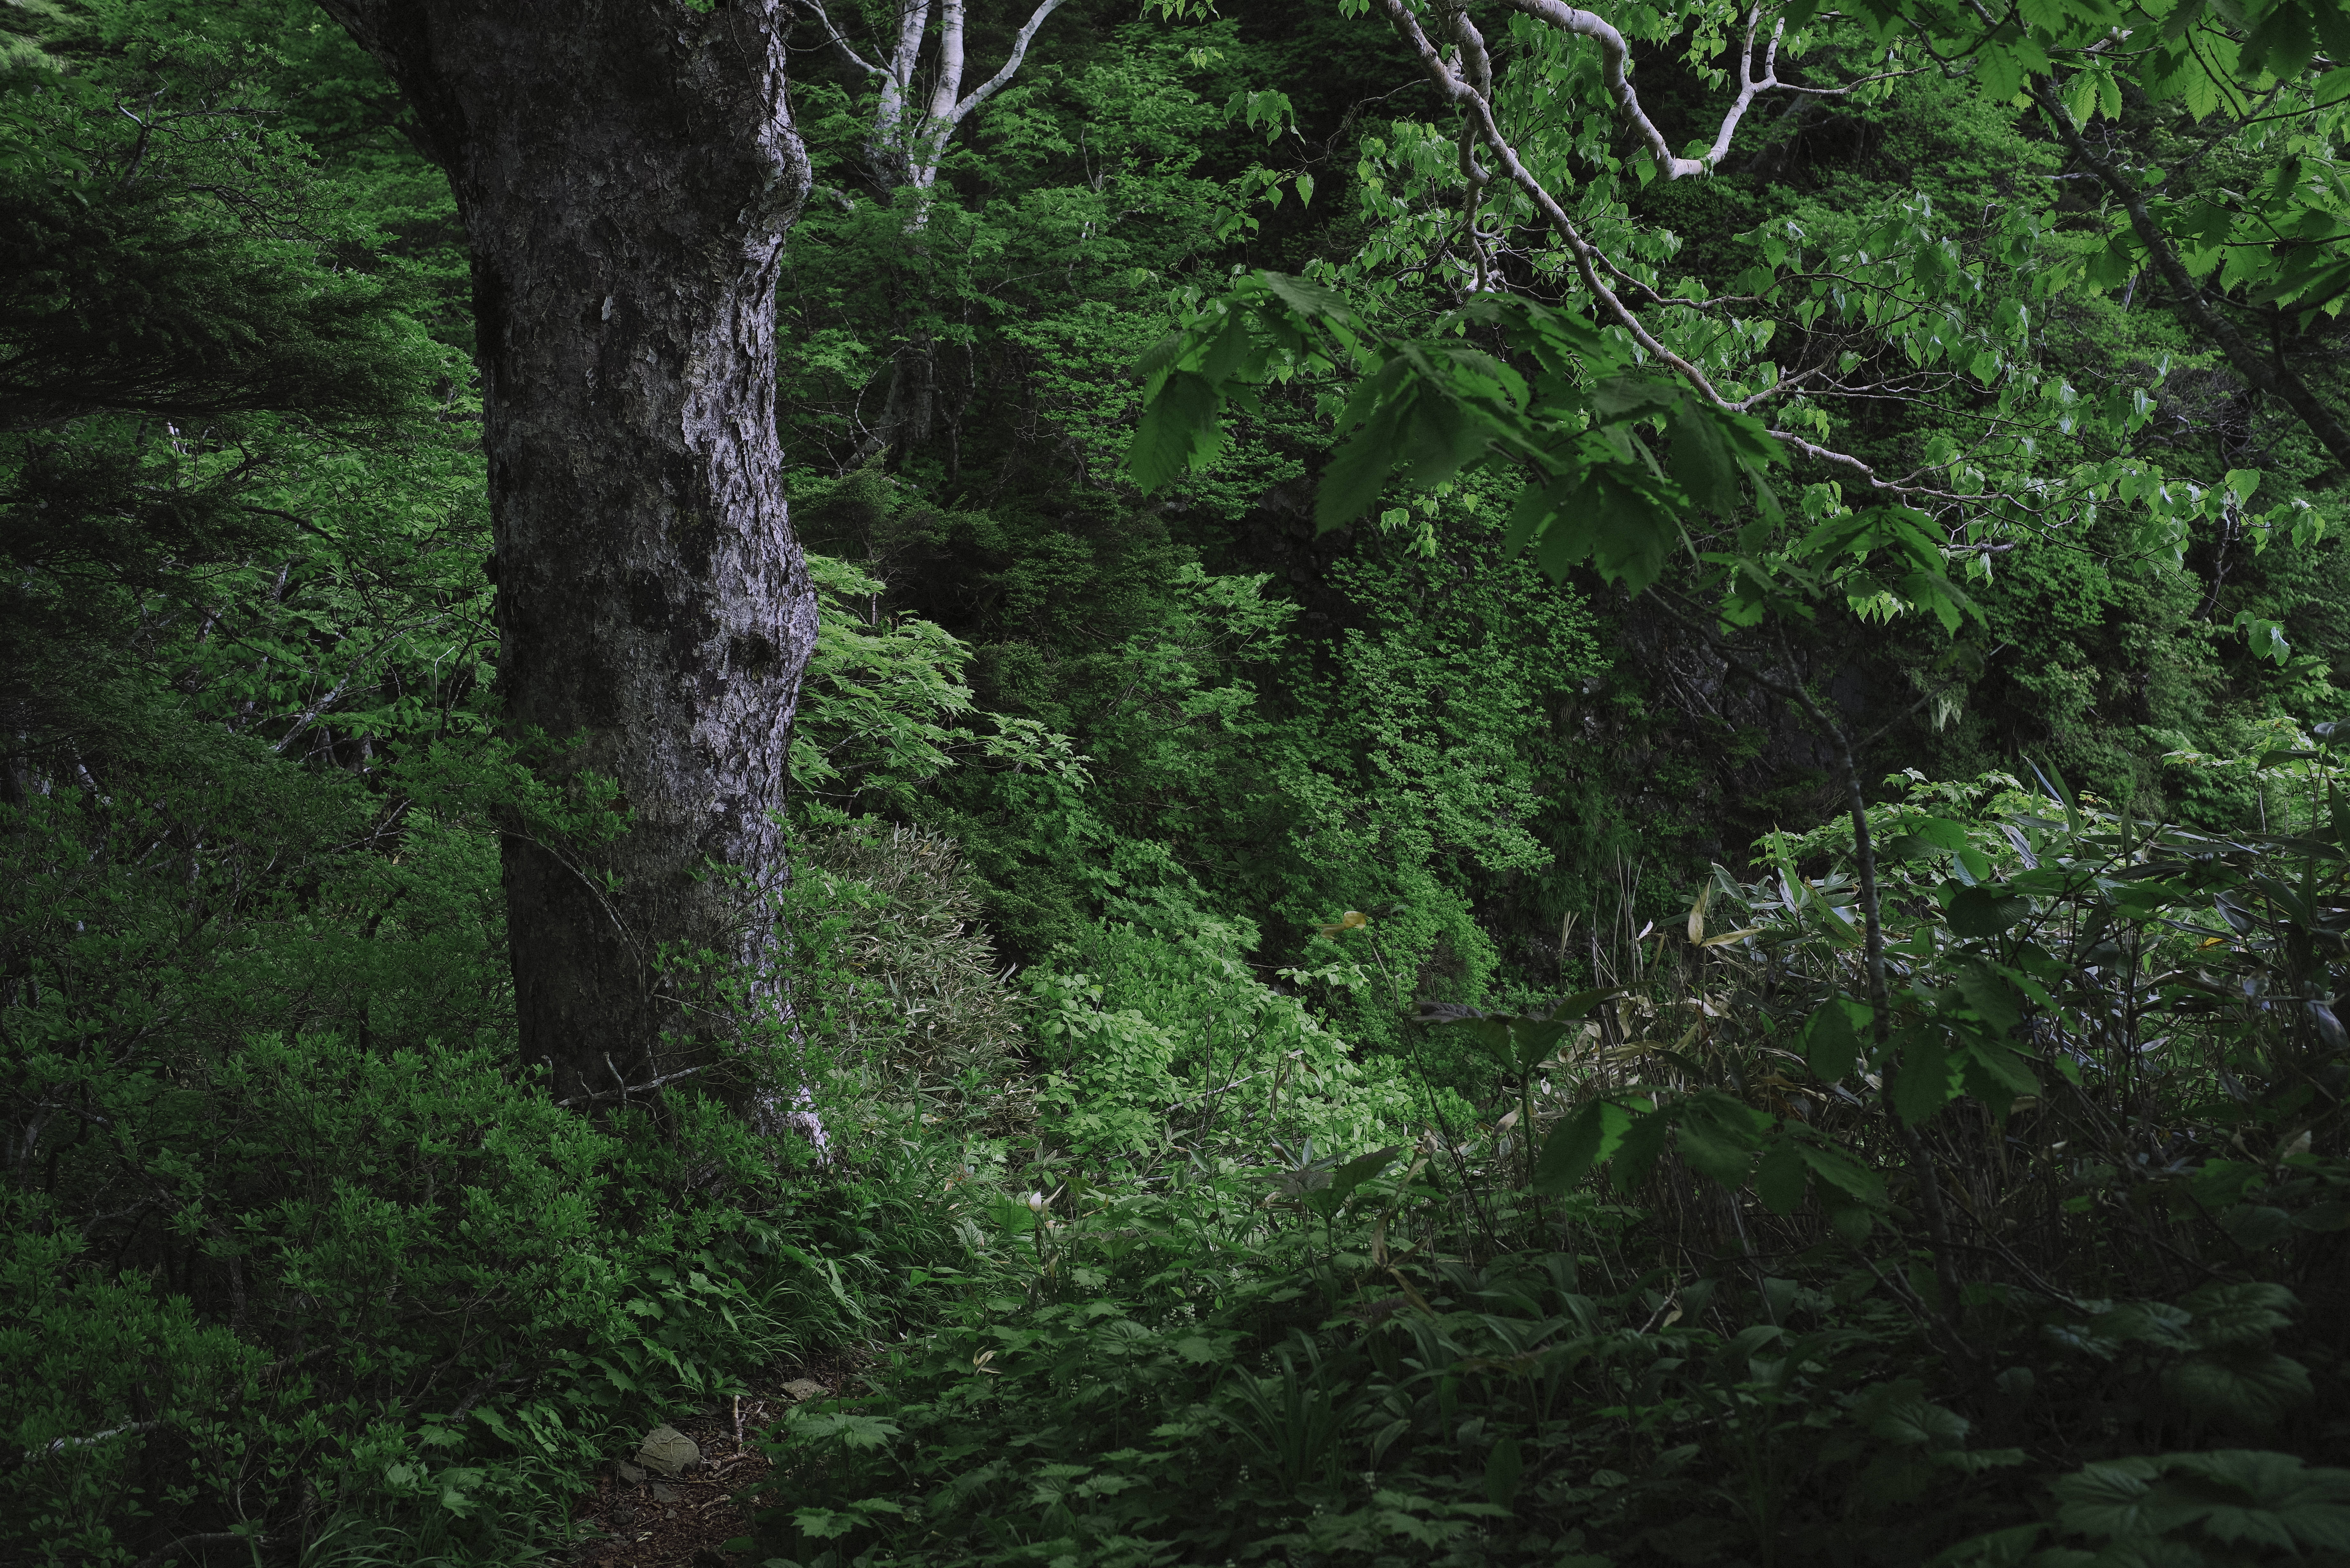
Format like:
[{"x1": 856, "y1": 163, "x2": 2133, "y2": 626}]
[{"x1": 5, "y1": 0, "x2": 2348, "y2": 1564}]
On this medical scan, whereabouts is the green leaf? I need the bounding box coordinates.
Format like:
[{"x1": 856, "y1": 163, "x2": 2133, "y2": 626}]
[
  {"x1": 1256, "y1": 269, "x2": 1355, "y2": 321},
  {"x1": 1328, "y1": 1144, "x2": 1404, "y2": 1200},
  {"x1": 2026, "y1": 755, "x2": 2086, "y2": 835},
  {"x1": 1676, "y1": 1111, "x2": 1760, "y2": 1188},
  {"x1": 1315, "y1": 396, "x2": 1408, "y2": 530},
  {"x1": 1869, "y1": 1393, "x2": 1971, "y2": 1450},
  {"x1": 2157, "y1": 1449, "x2": 2350, "y2": 1550},
  {"x1": 2243, "y1": 0, "x2": 2319, "y2": 80},
  {"x1": 2221, "y1": 1204, "x2": 2295, "y2": 1251},
  {"x1": 1948, "y1": 885, "x2": 2032, "y2": 938},
  {"x1": 1612, "y1": 1105, "x2": 1675, "y2": 1193},
  {"x1": 1819, "y1": 1182, "x2": 1876, "y2": 1244},
  {"x1": 2184, "y1": 1281, "x2": 2298, "y2": 1346},
  {"x1": 1198, "y1": 308, "x2": 1255, "y2": 388},
  {"x1": 1546, "y1": 988, "x2": 1616, "y2": 1021},
  {"x1": 1591, "y1": 373, "x2": 1679, "y2": 418},
  {"x1": 1510, "y1": 1018, "x2": 1569, "y2": 1072},
  {"x1": 1804, "y1": 997, "x2": 1869, "y2": 1081},
  {"x1": 2051, "y1": 1457, "x2": 2161, "y2": 1540},
  {"x1": 1957, "y1": 1034, "x2": 2041, "y2": 1104},
  {"x1": 1928, "y1": 1520, "x2": 2048, "y2": 1565},
  {"x1": 1976, "y1": 43, "x2": 2026, "y2": 102},
  {"x1": 1128, "y1": 370, "x2": 1222, "y2": 494},
  {"x1": 1952, "y1": 962, "x2": 2023, "y2": 1030},
  {"x1": 1531, "y1": 1099, "x2": 1630, "y2": 1195},
  {"x1": 1669, "y1": 399, "x2": 1739, "y2": 513},
  {"x1": 1754, "y1": 1138, "x2": 1809, "y2": 1215},
  {"x1": 2163, "y1": 1348, "x2": 2313, "y2": 1429},
  {"x1": 2315, "y1": 0, "x2": 2350, "y2": 66},
  {"x1": 1795, "y1": 1139, "x2": 1883, "y2": 1202},
  {"x1": 1484, "y1": 1435, "x2": 1524, "y2": 1507},
  {"x1": 1890, "y1": 1030, "x2": 1960, "y2": 1124},
  {"x1": 1569, "y1": 468, "x2": 1678, "y2": 591}
]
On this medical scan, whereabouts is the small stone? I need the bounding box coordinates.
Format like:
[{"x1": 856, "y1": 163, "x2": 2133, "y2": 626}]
[
  {"x1": 780, "y1": 1378, "x2": 830, "y2": 1402},
  {"x1": 635, "y1": 1424, "x2": 701, "y2": 1476},
  {"x1": 613, "y1": 1460, "x2": 645, "y2": 1485}
]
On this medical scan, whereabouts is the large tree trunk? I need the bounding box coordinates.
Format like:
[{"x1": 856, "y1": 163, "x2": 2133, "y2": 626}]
[{"x1": 319, "y1": 0, "x2": 817, "y2": 1107}]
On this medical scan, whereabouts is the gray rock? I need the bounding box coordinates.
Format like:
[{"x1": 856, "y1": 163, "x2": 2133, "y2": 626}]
[{"x1": 635, "y1": 1424, "x2": 701, "y2": 1476}]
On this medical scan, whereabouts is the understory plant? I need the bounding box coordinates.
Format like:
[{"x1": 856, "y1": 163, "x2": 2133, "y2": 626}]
[{"x1": 739, "y1": 726, "x2": 2349, "y2": 1568}]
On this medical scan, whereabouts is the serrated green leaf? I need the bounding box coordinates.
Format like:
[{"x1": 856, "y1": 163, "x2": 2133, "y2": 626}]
[
  {"x1": 1128, "y1": 370, "x2": 1223, "y2": 494},
  {"x1": 2163, "y1": 1348, "x2": 2313, "y2": 1429},
  {"x1": 1669, "y1": 399, "x2": 1739, "y2": 513},
  {"x1": 1952, "y1": 962, "x2": 2024, "y2": 1030},
  {"x1": 1531, "y1": 1098, "x2": 1631, "y2": 1195},
  {"x1": 1948, "y1": 885, "x2": 2032, "y2": 938},
  {"x1": 1804, "y1": 996, "x2": 1868, "y2": 1081},
  {"x1": 1314, "y1": 396, "x2": 1407, "y2": 531},
  {"x1": 1754, "y1": 1138, "x2": 1809, "y2": 1215},
  {"x1": 1256, "y1": 269, "x2": 1354, "y2": 321},
  {"x1": 2184, "y1": 1281, "x2": 2298, "y2": 1346},
  {"x1": 1890, "y1": 1030, "x2": 1960, "y2": 1124},
  {"x1": 2051, "y1": 1457, "x2": 2161, "y2": 1539},
  {"x1": 1869, "y1": 1393, "x2": 1971, "y2": 1450},
  {"x1": 1676, "y1": 1112, "x2": 1760, "y2": 1189},
  {"x1": 1612, "y1": 1106, "x2": 1674, "y2": 1194}
]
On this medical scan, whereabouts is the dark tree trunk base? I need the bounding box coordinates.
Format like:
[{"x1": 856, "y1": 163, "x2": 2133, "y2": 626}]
[{"x1": 320, "y1": 0, "x2": 817, "y2": 1106}]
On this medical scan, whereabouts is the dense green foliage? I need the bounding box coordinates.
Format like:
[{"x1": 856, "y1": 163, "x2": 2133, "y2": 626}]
[{"x1": 4, "y1": 0, "x2": 2349, "y2": 1564}]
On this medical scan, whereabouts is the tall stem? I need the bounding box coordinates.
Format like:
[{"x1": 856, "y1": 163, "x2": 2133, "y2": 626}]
[{"x1": 1650, "y1": 589, "x2": 1974, "y2": 1334}]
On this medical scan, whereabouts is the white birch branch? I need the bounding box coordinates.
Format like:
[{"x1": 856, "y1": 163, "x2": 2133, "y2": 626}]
[
  {"x1": 796, "y1": 0, "x2": 885, "y2": 78},
  {"x1": 945, "y1": 0, "x2": 1067, "y2": 125},
  {"x1": 1383, "y1": 0, "x2": 1962, "y2": 502}
]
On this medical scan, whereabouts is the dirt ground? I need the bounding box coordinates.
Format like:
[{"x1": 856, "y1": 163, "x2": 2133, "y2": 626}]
[{"x1": 566, "y1": 1356, "x2": 866, "y2": 1568}]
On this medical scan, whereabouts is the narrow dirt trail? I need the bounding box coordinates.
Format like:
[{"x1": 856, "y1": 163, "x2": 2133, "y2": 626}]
[{"x1": 569, "y1": 1357, "x2": 865, "y2": 1568}]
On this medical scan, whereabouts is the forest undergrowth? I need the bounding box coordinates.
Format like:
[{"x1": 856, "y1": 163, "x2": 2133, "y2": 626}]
[{"x1": 16, "y1": 722, "x2": 2348, "y2": 1567}]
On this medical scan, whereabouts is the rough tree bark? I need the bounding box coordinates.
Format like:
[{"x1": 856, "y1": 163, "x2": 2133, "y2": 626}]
[{"x1": 316, "y1": 0, "x2": 818, "y2": 1108}]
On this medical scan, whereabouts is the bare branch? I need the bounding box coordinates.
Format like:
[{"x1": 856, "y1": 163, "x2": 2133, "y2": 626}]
[
  {"x1": 2028, "y1": 73, "x2": 2350, "y2": 473},
  {"x1": 874, "y1": 0, "x2": 935, "y2": 165},
  {"x1": 1491, "y1": 0, "x2": 1774, "y2": 175},
  {"x1": 947, "y1": 0, "x2": 1069, "y2": 124},
  {"x1": 793, "y1": 0, "x2": 884, "y2": 78},
  {"x1": 14, "y1": 1421, "x2": 162, "y2": 1472},
  {"x1": 553, "y1": 1063, "x2": 709, "y2": 1109},
  {"x1": 1374, "y1": 0, "x2": 1731, "y2": 398},
  {"x1": 928, "y1": 0, "x2": 969, "y2": 127},
  {"x1": 1767, "y1": 427, "x2": 1969, "y2": 501}
]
